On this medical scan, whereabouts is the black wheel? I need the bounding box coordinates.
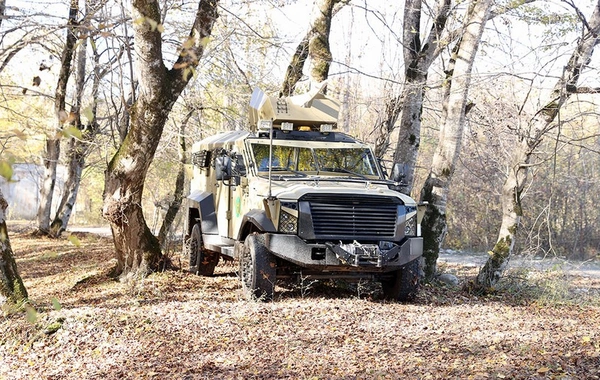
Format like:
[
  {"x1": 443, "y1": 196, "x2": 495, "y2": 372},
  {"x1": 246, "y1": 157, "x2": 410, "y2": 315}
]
[
  {"x1": 381, "y1": 259, "x2": 420, "y2": 301},
  {"x1": 185, "y1": 223, "x2": 219, "y2": 276},
  {"x1": 239, "y1": 234, "x2": 276, "y2": 301}
]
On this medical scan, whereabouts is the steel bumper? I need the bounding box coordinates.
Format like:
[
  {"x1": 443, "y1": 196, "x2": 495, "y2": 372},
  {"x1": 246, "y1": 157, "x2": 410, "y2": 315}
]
[{"x1": 264, "y1": 234, "x2": 423, "y2": 272}]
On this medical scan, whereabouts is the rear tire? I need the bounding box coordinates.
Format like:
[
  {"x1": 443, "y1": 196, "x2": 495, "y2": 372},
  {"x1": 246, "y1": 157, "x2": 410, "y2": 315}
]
[
  {"x1": 239, "y1": 234, "x2": 276, "y2": 301},
  {"x1": 185, "y1": 223, "x2": 219, "y2": 276},
  {"x1": 381, "y1": 259, "x2": 420, "y2": 302}
]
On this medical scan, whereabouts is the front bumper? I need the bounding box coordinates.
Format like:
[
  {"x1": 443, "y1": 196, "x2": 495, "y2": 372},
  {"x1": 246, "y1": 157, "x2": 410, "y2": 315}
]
[{"x1": 264, "y1": 234, "x2": 423, "y2": 272}]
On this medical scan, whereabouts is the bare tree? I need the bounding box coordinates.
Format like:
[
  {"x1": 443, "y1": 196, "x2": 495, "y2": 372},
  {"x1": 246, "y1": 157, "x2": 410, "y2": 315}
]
[
  {"x1": 419, "y1": 0, "x2": 492, "y2": 281},
  {"x1": 157, "y1": 109, "x2": 193, "y2": 246},
  {"x1": 374, "y1": 0, "x2": 536, "y2": 191},
  {"x1": 36, "y1": 0, "x2": 79, "y2": 234},
  {"x1": 374, "y1": 0, "x2": 451, "y2": 179},
  {"x1": 476, "y1": 0, "x2": 600, "y2": 289},
  {"x1": 49, "y1": 0, "x2": 105, "y2": 237},
  {"x1": 102, "y1": 0, "x2": 219, "y2": 277}
]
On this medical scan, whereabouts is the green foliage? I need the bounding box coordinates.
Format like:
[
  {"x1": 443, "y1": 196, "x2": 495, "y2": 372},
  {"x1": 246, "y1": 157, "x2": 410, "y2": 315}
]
[
  {"x1": 25, "y1": 305, "x2": 37, "y2": 324},
  {"x1": 508, "y1": 4, "x2": 580, "y2": 39},
  {"x1": 44, "y1": 319, "x2": 64, "y2": 335},
  {"x1": 0, "y1": 161, "x2": 13, "y2": 181},
  {"x1": 67, "y1": 234, "x2": 81, "y2": 247},
  {"x1": 51, "y1": 297, "x2": 62, "y2": 311},
  {"x1": 61, "y1": 126, "x2": 83, "y2": 140}
]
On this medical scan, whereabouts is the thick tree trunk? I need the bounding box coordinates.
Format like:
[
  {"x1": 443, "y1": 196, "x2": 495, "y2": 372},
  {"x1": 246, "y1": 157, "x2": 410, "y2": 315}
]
[
  {"x1": 0, "y1": 190, "x2": 28, "y2": 306},
  {"x1": 281, "y1": 38, "x2": 309, "y2": 97},
  {"x1": 280, "y1": 0, "x2": 345, "y2": 96},
  {"x1": 37, "y1": 0, "x2": 79, "y2": 234},
  {"x1": 476, "y1": 1, "x2": 600, "y2": 288},
  {"x1": 390, "y1": 77, "x2": 425, "y2": 192},
  {"x1": 420, "y1": 0, "x2": 492, "y2": 281},
  {"x1": 102, "y1": 0, "x2": 218, "y2": 277},
  {"x1": 307, "y1": 0, "x2": 338, "y2": 84}
]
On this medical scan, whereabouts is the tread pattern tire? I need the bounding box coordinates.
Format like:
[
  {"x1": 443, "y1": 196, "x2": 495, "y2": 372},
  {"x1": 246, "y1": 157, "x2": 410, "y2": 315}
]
[
  {"x1": 185, "y1": 224, "x2": 219, "y2": 276},
  {"x1": 381, "y1": 259, "x2": 420, "y2": 302},
  {"x1": 239, "y1": 234, "x2": 276, "y2": 301}
]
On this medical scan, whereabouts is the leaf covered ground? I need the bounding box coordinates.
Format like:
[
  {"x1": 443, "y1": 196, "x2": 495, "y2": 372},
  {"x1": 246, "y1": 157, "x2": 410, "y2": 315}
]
[{"x1": 1, "y1": 228, "x2": 600, "y2": 379}]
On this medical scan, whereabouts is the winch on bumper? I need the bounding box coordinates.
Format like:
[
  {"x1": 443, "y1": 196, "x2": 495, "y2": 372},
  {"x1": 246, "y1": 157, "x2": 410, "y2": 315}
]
[{"x1": 264, "y1": 233, "x2": 423, "y2": 272}]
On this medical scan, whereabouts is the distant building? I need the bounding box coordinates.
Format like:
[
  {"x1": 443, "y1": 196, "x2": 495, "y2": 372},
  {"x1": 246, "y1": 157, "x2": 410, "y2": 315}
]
[{"x1": 0, "y1": 163, "x2": 66, "y2": 220}]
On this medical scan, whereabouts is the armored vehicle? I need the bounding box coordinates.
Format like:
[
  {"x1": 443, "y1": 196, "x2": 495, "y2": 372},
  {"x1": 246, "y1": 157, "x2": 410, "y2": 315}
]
[{"x1": 184, "y1": 88, "x2": 426, "y2": 301}]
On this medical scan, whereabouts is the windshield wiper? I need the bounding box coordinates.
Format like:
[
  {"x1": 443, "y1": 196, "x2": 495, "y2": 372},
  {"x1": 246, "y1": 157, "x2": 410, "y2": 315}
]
[
  {"x1": 320, "y1": 167, "x2": 369, "y2": 180},
  {"x1": 258, "y1": 167, "x2": 307, "y2": 178},
  {"x1": 284, "y1": 167, "x2": 308, "y2": 177}
]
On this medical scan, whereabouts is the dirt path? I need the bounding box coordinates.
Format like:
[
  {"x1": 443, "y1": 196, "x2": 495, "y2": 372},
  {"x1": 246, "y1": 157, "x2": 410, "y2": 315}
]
[{"x1": 439, "y1": 249, "x2": 600, "y2": 279}]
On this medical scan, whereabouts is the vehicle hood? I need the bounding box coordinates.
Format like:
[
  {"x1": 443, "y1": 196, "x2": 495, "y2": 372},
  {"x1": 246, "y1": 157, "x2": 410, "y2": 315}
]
[{"x1": 250, "y1": 176, "x2": 416, "y2": 206}]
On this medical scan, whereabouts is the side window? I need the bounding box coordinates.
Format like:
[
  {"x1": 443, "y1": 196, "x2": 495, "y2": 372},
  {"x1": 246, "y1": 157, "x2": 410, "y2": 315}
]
[{"x1": 252, "y1": 144, "x2": 270, "y2": 171}]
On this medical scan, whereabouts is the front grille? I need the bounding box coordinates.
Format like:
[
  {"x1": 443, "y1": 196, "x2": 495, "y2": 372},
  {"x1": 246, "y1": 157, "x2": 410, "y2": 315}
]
[{"x1": 301, "y1": 194, "x2": 400, "y2": 240}]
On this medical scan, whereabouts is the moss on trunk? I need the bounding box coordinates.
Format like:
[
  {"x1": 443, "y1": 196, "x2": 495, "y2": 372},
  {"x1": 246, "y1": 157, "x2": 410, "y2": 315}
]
[
  {"x1": 475, "y1": 234, "x2": 514, "y2": 290},
  {"x1": 419, "y1": 179, "x2": 446, "y2": 281},
  {"x1": 0, "y1": 220, "x2": 28, "y2": 305}
]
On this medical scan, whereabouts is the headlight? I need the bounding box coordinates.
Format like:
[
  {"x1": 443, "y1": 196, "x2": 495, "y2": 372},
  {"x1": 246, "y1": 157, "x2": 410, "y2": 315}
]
[
  {"x1": 279, "y1": 202, "x2": 298, "y2": 234},
  {"x1": 405, "y1": 215, "x2": 417, "y2": 236},
  {"x1": 404, "y1": 205, "x2": 417, "y2": 236}
]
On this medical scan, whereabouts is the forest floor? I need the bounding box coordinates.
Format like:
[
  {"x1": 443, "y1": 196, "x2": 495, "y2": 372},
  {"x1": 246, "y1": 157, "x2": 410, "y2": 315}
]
[{"x1": 1, "y1": 227, "x2": 600, "y2": 380}]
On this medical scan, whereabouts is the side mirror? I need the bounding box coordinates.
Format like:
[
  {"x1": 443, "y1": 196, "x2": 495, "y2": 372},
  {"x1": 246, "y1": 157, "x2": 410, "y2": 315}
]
[
  {"x1": 215, "y1": 155, "x2": 231, "y2": 181},
  {"x1": 233, "y1": 154, "x2": 247, "y2": 176},
  {"x1": 391, "y1": 163, "x2": 409, "y2": 183}
]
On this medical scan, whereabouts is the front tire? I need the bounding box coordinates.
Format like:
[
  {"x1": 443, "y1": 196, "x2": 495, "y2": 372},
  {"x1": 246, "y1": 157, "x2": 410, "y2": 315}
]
[
  {"x1": 239, "y1": 234, "x2": 276, "y2": 301},
  {"x1": 381, "y1": 259, "x2": 420, "y2": 302},
  {"x1": 185, "y1": 223, "x2": 219, "y2": 276}
]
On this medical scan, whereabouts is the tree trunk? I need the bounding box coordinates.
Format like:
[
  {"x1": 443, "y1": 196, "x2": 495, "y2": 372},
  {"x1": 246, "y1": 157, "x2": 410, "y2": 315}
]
[
  {"x1": 0, "y1": 0, "x2": 5, "y2": 28},
  {"x1": 157, "y1": 110, "x2": 192, "y2": 246},
  {"x1": 307, "y1": 0, "x2": 337, "y2": 85},
  {"x1": 281, "y1": 38, "x2": 309, "y2": 97},
  {"x1": 280, "y1": 0, "x2": 345, "y2": 96},
  {"x1": 0, "y1": 189, "x2": 28, "y2": 306},
  {"x1": 37, "y1": 0, "x2": 79, "y2": 234},
  {"x1": 50, "y1": 137, "x2": 84, "y2": 237},
  {"x1": 420, "y1": 0, "x2": 492, "y2": 281},
  {"x1": 50, "y1": 23, "x2": 90, "y2": 237},
  {"x1": 102, "y1": 0, "x2": 219, "y2": 277},
  {"x1": 379, "y1": 0, "x2": 450, "y2": 194},
  {"x1": 37, "y1": 139, "x2": 61, "y2": 233},
  {"x1": 476, "y1": 1, "x2": 600, "y2": 289},
  {"x1": 382, "y1": 0, "x2": 532, "y2": 193}
]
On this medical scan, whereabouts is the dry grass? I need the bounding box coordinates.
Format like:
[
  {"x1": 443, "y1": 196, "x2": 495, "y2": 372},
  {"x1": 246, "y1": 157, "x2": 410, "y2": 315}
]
[{"x1": 2, "y1": 228, "x2": 600, "y2": 379}]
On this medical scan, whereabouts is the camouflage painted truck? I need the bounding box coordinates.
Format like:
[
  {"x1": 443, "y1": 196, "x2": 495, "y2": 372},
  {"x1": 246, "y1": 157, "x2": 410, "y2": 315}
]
[{"x1": 184, "y1": 88, "x2": 426, "y2": 301}]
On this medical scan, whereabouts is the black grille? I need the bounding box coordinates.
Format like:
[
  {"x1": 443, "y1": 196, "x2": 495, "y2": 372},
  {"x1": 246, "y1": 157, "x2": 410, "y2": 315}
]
[{"x1": 301, "y1": 194, "x2": 400, "y2": 239}]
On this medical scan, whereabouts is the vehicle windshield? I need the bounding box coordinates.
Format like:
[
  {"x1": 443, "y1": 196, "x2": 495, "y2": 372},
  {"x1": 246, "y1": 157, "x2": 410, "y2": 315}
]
[{"x1": 250, "y1": 143, "x2": 380, "y2": 178}]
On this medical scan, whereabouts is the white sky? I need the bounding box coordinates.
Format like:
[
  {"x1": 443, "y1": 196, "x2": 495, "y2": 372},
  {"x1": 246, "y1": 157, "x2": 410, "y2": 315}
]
[
  {"x1": 260, "y1": 0, "x2": 599, "y2": 102},
  {"x1": 4, "y1": 0, "x2": 599, "y2": 102}
]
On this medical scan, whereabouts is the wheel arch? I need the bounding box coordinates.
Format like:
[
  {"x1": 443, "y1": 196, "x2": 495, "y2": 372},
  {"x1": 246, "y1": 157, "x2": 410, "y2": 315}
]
[
  {"x1": 186, "y1": 190, "x2": 219, "y2": 236},
  {"x1": 237, "y1": 209, "x2": 276, "y2": 242}
]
